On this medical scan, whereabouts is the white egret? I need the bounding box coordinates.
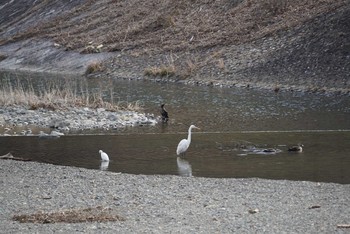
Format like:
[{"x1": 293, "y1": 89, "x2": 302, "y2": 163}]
[
  {"x1": 176, "y1": 125, "x2": 200, "y2": 156},
  {"x1": 99, "y1": 150, "x2": 110, "y2": 161},
  {"x1": 288, "y1": 144, "x2": 303, "y2": 152}
]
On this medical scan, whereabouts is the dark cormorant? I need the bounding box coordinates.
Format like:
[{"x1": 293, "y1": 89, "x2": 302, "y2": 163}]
[{"x1": 161, "y1": 104, "x2": 169, "y2": 123}]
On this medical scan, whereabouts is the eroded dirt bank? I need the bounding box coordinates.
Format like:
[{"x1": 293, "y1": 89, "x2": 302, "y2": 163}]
[{"x1": 0, "y1": 0, "x2": 349, "y2": 93}]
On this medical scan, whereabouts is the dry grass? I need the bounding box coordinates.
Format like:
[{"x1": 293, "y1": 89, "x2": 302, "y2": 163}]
[
  {"x1": 144, "y1": 50, "x2": 229, "y2": 78},
  {"x1": 12, "y1": 206, "x2": 125, "y2": 224},
  {"x1": 1, "y1": 0, "x2": 347, "y2": 54},
  {"x1": 0, "y1": 76, "x2": 142, "y2": 112},
  {"x1": 0, "y1": 0, "x2": 348, "y2": 93},
  {"x1": 0, "y1": 53, "x2": 7, "y2": 61},
  {"x1": 185, "y1": 59, "x2": 197, "y2": 75},
  {"x1": 144, "y1": 64, "x2": 176, "y2": 77},
  {"x1": 85, "y1": 61, "x2": 104, "y2": 75},
  {"x1": 217, "y1": 58, "x2": 226, "y2": 70}
]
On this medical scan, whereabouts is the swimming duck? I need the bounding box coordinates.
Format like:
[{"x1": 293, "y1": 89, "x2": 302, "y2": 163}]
[
  {"x1": 263, "y1": 148, "x2": 277, "y2": 153},
  {"x1": 288, "y1": 144, "x2": 303, "y2": 152}
]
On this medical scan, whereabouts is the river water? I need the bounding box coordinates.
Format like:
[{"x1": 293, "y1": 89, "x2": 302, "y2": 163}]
[{"x1": 1, "y1": 74, "x2": 350, "y2": 183}]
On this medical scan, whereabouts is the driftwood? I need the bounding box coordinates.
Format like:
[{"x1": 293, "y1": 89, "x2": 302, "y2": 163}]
[
  {"x1": 308, "y1": 205, "x2": 321, "y2": 209},
  {"x1": 0, "y1": 153, "x2": 31, "y2": 161},
  {"x1": 337, "y1": 224, "x2": 350, "y2": 229}
]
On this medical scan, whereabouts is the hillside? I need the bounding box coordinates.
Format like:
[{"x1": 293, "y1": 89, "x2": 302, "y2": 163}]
[{"x1": 0, "y1": 0, "x2": 349, "y2": 93}]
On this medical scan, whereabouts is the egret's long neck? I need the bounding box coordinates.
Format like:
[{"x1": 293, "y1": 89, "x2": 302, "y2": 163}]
[{"x1": 187, "y1": 127, "x2": 192, "y2": 144}]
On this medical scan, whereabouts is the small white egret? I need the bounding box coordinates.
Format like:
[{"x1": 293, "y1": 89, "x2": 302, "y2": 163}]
[
  {"x1": 176, "y1": 125, "x2": 200, "y2": 156},
  {"x1": 99, "y1": 150, "x2": 110, "y2": 161}
]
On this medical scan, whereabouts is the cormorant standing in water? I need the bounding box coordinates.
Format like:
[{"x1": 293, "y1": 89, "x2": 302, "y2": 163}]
[{"x1": 161, "y1": 104, "x2": 169, "y2": 123}]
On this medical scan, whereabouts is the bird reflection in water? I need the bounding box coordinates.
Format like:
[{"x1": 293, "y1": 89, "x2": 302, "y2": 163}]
[
  {"x1": 176, "y1": 157, "x2": 192, "y2": 177},
  {"x1": 100, "y1": 161, "x2": 109, "y2": 171}
]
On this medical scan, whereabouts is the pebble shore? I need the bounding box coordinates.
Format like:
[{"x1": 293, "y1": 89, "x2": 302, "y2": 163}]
[
  {"x1": 1, "y1": 160, "x2": 349, "y2": 233},
  {"x1": 0, "y1": 105, "x2": 157, "y2": 136}
]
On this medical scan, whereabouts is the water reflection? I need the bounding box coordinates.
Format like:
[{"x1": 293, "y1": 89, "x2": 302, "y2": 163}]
[
  {"x1": 1, "y1": 72, "x2": 349, "y2": 135},
  {"x1": 1, "y1": 72, "x2": 350, "y2": 183},
  {"x1": 0, "y1": 131, "x2": 349, "y2": 183},
  {"x1": 100, "y1": 161, "x2": 109, "y2": 171},
  {"x1": 241, "y1": 147, "x2": 283, "y2": 156},
  {"x1": 176, "y1": 157, "x2": 192, "y2": 177},
  {"x1": 216, "y1": 140, "x2": 283, "y2": 155}
]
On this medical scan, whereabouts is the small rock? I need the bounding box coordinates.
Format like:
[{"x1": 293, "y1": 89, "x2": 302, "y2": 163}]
[{"x1": 248, "y1": 209, "x2": 259, "y2": 214}]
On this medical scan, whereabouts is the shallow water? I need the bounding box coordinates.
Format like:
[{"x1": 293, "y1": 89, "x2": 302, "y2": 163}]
[
  {"x1": 1, "y1": 74, "x2": 350, "y2": 183},
  {"x1": 100, "y1": 78, "x2": 350, "y2": 134},
  {"x1": 1, "y1": 131, "x2": 350, "y2": 184}
]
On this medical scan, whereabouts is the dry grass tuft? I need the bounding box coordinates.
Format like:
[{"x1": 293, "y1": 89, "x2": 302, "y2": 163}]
[
  {"x1": 0, "y1": 76, "x2": 142, "y2": 112},
  {"x1": 217, "y1": 58, "x2": 226, "y2": 70},
  {"x1": 0, "y1": 53, "x2": 7, "y2": 61},
  {"x1": 144, "y1": 64, "x2": 176, "y2": 77},
  {"x1": 85, "y1": 61, "x2": 104, "y2": 75},
  {"x1": 12, "y1": 206, "x2": 125, "y2": 224},
  {"x1": 125, "y1": 100, "x2": 143, "y2": 112},
  {"x1": 29, "y1": 102, "x2": 57, "y2": 111},
  {"x1": 186, "y1": 60, "x2": 197, "y2": 75}
]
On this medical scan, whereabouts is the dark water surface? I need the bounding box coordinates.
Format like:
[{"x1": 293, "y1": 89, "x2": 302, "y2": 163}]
[
  {"x1": 1, "y1": 131, "x2": 350, "y2": 183},
  {"x1": 1, "y1": 74, "x2": 350, "y2": 183},
  {"x1": 101, "y1": 78, "x2": 350, "y2": 133}
]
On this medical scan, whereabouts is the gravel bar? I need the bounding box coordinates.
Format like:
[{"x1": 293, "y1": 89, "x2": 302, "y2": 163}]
[
  {"x1": 1, "y1": 160, "x2": 349, "y2": 233},
  {"x1": 0, "y1": 106, "x2": 157, "y2": 136}
]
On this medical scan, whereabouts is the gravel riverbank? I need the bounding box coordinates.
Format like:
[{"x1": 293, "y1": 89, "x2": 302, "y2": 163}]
[
  {"x1": 0, "y1": 105, "x2": 157, "y2": 136},
  {"x1": 1, "y1": 160, "x2": 349, "y2": 233}
]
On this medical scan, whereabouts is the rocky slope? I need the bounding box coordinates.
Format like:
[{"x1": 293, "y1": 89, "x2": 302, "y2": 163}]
[{"x1": 0, "y1": 0, "x2": 349, "y2": 93}]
